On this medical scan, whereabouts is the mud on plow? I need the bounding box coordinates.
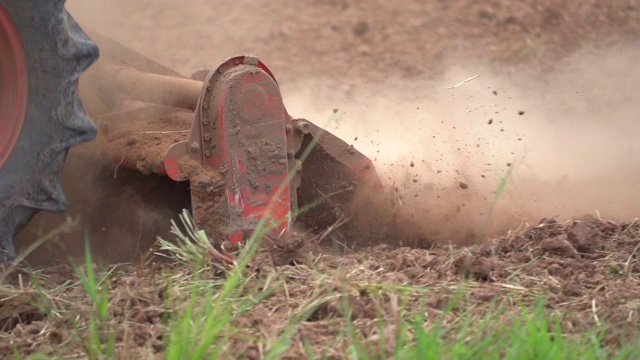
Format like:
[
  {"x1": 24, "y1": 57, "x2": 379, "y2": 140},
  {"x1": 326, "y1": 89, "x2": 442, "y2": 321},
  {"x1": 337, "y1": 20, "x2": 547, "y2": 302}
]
[{"x1": 78, "y1": 34, "x2": 382, "y2": 254}]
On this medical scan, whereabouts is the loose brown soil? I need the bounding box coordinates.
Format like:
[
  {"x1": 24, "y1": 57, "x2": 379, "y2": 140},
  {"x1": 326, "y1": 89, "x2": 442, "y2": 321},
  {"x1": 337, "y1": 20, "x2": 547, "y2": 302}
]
[
  {"x1": 3, "y1": 0, "x2": 640, "y2": 358},
  {"x1": 2, "y1": 219, "x2": 640, "y2": 358}
]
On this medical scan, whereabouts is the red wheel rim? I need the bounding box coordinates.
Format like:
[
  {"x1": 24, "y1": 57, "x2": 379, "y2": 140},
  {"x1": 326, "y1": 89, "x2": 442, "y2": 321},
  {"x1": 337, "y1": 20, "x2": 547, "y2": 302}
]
[{"x1": 0, "y1": 5, "x2": 28, "y2": 168}]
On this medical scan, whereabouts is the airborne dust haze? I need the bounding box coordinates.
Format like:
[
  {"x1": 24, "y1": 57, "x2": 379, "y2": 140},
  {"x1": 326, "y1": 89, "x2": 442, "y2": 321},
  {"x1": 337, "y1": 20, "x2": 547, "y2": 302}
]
[
  {"x1": 284, "y1": 46, "x2": 640, "y2": 242},
  {"x1": 55, "y1": 1, "x2": 640, "y2": 247}
]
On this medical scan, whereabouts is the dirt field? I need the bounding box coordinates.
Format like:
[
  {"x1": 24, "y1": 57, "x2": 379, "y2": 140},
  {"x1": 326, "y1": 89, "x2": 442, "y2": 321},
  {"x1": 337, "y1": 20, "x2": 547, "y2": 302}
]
[{"x1": 2, "y1": 0, "x2": 640, "y2": 358}]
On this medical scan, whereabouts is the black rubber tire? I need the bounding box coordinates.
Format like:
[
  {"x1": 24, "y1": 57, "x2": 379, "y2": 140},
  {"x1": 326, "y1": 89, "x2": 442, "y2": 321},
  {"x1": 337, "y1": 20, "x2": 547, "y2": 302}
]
[{"x1": 0, "y1": 0, "x2": 98, "y2": 261}]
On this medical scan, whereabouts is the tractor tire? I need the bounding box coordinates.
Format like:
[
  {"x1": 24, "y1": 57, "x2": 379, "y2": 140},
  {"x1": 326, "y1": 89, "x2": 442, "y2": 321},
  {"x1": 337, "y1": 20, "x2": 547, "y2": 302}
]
[{"x1": 0, "y1": 1, "x2": 98, "y2": 261}]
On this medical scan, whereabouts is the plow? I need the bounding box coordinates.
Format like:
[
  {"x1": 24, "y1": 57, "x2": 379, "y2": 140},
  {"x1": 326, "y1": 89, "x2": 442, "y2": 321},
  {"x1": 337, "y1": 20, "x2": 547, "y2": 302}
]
[{"x1": 0, "y1": 1, "x2": 382, "y2": 262}]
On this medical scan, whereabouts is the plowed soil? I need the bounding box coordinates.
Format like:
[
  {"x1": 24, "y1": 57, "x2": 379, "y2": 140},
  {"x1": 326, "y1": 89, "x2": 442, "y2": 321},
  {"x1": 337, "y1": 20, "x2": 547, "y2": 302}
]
[
  {"x1": 3, "y1": 219, "x2": 640, "y2": 358},
  {"x1": 3, "y1": 0, "x2": 640, "y2": 358}
]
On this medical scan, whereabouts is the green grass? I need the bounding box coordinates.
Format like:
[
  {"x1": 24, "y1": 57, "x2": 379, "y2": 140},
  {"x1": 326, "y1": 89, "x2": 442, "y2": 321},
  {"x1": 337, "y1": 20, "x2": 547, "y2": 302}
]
[
  {"x1": 61, "y1": 217, "x2": 640, "y2": 358},
  {"x1": 74, "y1": 240, "x2": 117, "y2": 359},
  {"x1": 3, "y1": 218, "x2": 638, "y2": 358},
  {"x1": 4, "y1": 223, "x2": 640, "y2": 359},
  {"x1": 4, "y1": 190, "x2": 640, "y2": 358},
  {"x1": 154, "y1": 265, "x2": 640, "y2": 360}
]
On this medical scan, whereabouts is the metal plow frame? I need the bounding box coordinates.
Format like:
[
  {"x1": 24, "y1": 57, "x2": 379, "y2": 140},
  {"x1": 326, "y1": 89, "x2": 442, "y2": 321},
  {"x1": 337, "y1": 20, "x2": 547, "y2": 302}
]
[{"x1": 82, "y1": 36, "x2": 382, "y2": 244}]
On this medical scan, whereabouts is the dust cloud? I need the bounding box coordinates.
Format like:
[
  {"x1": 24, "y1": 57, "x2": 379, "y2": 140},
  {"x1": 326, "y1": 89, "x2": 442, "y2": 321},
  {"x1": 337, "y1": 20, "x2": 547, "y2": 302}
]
[
  {"x1": 283, "y1": 46, "x2": 640, "y2": 243},
  {"x1": 16, "y1": 146, "x2": 191, "y2": 266},
  {"x1": 28, "y1": 2, "x2": 638, "y2": 257}
]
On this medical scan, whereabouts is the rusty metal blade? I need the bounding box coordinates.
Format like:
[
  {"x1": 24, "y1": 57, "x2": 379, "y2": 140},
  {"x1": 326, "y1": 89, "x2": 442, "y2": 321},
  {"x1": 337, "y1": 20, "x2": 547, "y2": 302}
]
[{"x1": 294, "y1": 120, "x2": 382, "y2": 229}]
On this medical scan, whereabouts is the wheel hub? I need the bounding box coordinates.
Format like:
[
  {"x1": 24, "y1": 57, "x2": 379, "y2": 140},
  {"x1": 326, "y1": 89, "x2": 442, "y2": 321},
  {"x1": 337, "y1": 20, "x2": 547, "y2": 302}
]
[{"x1": 0, "y1": 5, "x2": 28, "y2": 168}]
